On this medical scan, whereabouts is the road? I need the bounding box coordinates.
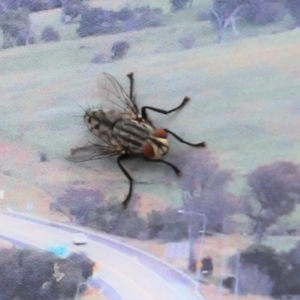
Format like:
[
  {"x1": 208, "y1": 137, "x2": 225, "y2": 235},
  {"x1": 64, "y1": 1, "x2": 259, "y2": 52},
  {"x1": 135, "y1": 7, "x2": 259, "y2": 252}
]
[{"x1": 0, "y1": 213, "x2": 205, "y2": 300}]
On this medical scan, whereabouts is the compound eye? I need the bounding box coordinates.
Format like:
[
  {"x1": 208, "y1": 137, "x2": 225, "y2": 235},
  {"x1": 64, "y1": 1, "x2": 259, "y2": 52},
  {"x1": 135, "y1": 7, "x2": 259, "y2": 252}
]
[
  {"x1": 153, "y1": 128, "x2": 167, "y2": 139},
  {"x1": 142, "y1": 142, "x2": 155, "y2": 158}
]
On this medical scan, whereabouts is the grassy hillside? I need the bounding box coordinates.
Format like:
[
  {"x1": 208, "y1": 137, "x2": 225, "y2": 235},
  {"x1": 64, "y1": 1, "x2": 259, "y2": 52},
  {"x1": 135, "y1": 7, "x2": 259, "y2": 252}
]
[
  {"x1": 0, "y1": 4, "x2": 300, "y2": 208},
  {"x1": 0, "y1": 5, "x2": 299, "y2": 299}
]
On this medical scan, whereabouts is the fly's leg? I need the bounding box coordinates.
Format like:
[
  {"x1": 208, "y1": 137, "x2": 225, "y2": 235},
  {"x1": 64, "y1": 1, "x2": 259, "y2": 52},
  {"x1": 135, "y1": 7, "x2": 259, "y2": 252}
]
[
  {"x1": 164, "y1": 129, "x2": 206, "y2": 147},
  {"x1": 127, "y1": 72, "x2": 134, "y2": 99},
  {"x1": 144, "y1": 157, "x2": 182, "y2": 176},
  {"x1": 117, "y1": 154, "x2": 134, "y2": 208},
  {"x1": 141, "y1": 96, "x2": 190, "y2": 120}
]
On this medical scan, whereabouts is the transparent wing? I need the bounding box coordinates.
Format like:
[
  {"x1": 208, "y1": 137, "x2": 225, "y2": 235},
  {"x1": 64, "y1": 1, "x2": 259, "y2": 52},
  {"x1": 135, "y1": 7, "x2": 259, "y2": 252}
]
[
  {"x1": 66, "y1": 141, "x2": 121, "y2": 162},
  {"x1": 98, "y1": 73, "x2": 140, "y2": 118}
]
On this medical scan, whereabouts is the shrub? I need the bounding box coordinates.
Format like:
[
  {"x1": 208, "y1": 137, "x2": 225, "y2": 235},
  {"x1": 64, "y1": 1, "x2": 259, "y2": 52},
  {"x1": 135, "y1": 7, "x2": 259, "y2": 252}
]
[
  {"x1": 287, "y1": 0, "x2": 300, "y2": 26},
  {"x1": 78, "y1": 6, "x2": 163, "y2": 37},
  {"x1": 51, "y1": 186, "x2": 103, "y2": 224},
  {"x1": 122, "y1": 7, "x2": 164, "y2": 32},
  {"x1": 85, "y1": 201, "x2": 147, "y2": 239},
  {"x1": 15, "y1": 34, "x2": 27, "y2": 46},
  {"x1": 41, "y1": 26, "x2": 60, "y2": 42},
  {"x1": 62, "y1": 0, "x2": 83, "y2": 23},
  {"x1": 178, "y1": 35, "x2": 196, "y2": 49},
  {"x1": 111, "y1": 40, "x2": 130, "y2": 60},
  {"x1": 245, "y1": 0, "x2": 285, "y2": 25},
  {"x1": 39, "y1": 152, "x2": 47, "y2": 162},
  {"x1": 77, "y1": 7, "x2": 119, "y2": 37},
  {"x1": 27, "y1": 0, "x2": 49, "y2": 12},
  {"x1": 170, "y1": 0, "x2": 189, "y2": 11},
  {"x1": 118, "y1": 7, "x2": 135, "y2": 21},
  {"x1": 147, "y1": 208, "x2": 188, "y2": 241},
  {"x1": 134, "y1": 6, "x2": 163, "y2": 29},
  {"x1": 77, "y1": 7, "x2": 105, "y2": 37},
  {"x1": 222, "y1": 276, "x2": 236, "y2": 291},
  {"x1": 90, "y1": 53, "x2": 103, "y2": 64}
]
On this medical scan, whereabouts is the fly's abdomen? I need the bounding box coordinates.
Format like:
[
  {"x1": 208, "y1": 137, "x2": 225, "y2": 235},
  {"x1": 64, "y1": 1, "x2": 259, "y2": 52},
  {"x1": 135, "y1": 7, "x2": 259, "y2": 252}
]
[{"x1": 113, "y1": 119, "x2": 153, "y2": 153}]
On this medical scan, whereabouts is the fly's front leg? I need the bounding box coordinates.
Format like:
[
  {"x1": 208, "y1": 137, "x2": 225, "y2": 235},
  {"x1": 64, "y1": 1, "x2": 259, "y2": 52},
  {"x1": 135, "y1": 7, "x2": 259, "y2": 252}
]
[
  {"x1": 117, "y1": 154, "x2": 134, "y2": 208},
  {"x1": 144, "y1": 157, "x2": 182, "y2": 176},
  {"x1": 164, "y1": 129, "x2": 206, "y2": 147},
  {"x1": 141, "y1": 96, "x2": 190, "y2": 120},
  {"x1": 127, "y1": 72, "x2": 134, "y2": 99}
]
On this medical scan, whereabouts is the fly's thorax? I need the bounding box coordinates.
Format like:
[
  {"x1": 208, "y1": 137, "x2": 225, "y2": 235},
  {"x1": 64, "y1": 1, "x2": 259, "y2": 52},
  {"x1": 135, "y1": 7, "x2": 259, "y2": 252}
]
[
  {"x1": 112, "y1": 119, "x2": 154, "y2": 153},
  {"x1": 142, "y1": 128, "x2": 169, "y2": 159}
]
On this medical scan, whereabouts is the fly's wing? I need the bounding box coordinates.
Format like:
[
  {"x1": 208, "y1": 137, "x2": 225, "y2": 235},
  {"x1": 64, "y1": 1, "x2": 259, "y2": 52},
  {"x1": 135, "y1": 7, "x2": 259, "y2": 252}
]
[
  {"x1": 98, "y1": 73, "x2": 140, "y2": 119},
  {"x1": 66, "y1": 141, "x2": 122, "y2": 162}
]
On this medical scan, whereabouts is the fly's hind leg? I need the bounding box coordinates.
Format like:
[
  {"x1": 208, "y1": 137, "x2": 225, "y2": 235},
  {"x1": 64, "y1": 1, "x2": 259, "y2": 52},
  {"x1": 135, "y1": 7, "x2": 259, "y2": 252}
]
[
  {"x1": 164, "y1": 129, "x2": 206, "y2": 148},
  {"x1": 144, "y1": 157, "x2": 182, "y2": 176},
  {"x1": 141, "y1": 96, "x2": 190, "y2": 120},
  {"x1": 117, "y1": 154, "x2": 134, "y2": 208}
]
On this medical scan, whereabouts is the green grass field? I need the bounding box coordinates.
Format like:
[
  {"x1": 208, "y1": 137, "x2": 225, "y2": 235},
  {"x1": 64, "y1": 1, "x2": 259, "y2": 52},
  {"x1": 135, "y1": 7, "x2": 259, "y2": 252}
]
[{"x1": 0, "y1": 2, "x2": 300, "y2": 249}]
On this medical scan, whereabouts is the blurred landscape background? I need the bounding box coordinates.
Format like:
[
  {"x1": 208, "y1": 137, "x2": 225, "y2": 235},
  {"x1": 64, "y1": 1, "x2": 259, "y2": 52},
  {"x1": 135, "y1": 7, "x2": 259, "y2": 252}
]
[{"x1": 1, "y1": 0, "x2": 300, "y2": 299}]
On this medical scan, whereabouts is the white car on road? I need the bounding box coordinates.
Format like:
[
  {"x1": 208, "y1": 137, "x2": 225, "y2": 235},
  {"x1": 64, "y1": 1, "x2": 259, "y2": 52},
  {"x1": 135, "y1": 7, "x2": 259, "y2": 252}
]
[{"x1": 72, "y1": 233, "x2": 88, "y2": 245}]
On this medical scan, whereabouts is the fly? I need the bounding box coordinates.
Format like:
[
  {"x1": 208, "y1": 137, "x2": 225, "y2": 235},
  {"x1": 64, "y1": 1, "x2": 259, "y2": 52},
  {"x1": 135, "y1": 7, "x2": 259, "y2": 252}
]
[{"x1": 68, "y1": 72, "x2": 206, "y2": 208}]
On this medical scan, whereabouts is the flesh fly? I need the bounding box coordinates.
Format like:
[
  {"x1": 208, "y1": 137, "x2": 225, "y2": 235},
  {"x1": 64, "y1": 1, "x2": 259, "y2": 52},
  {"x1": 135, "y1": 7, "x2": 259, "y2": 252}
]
[{"x1": 68, "y1": 72, "x2": 206, "y2": 208}]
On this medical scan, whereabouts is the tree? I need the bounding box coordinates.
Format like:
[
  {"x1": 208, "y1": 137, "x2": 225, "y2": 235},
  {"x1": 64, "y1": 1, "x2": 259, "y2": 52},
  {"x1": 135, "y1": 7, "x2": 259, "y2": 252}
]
[
  {"x1": 177, "y1": 149, "x2": 234, "y2": 232},
  {"x1": 0, "y1": 248, "x2": 23, "y2": 299},
  {"x1": 17, "y1": 250, "x2": 56, "y2": 299},
  {"x1": 228, "y1": 245, "x2": 288, "y2": 297},
  {"x1": 156, "y1": 208, "x2": 188, "y2": 241},
  {"x1": 211, "y1": 0, "x2": 250, "y2": 43},
  {"x1": 284, "y1": 240, "x2": 300, "y2": 296},
  {"x1": 0, "y1": 0, "x2": 62, "y2": 12},
  {"x1": 68, "y1": 252, "x2": 95, "y2": 280},
  {"x1": 211, "y1": 0, "x2": 285, "y2": 43},
  {"x1": 60, "y1": 0, "x2": 83, "y2": 23},
  {"x1": 0, "y1": 248, "x2": 95, "y2": 299},
  {"x1": 146, "y1": 210, "x2": 164, "y2": 239},
  {"x1": 236, "y1": 264, "x2": 274, "y2": 296},
  {"x1": 77, "y1": 7, "x2": 118, "y2": 37},
  {"x1": 244, "y1": 161, "x2": 300, "y2": 242},
  {"x1": 52, "y1": 259, "x2": 85, "y2": 298},
  {"x1": 226, "y1": 242, "x2": 300, "y2": 297},
  {"x1": 287, "y1": 0, "x2": 300, "y2": 27},
  {"x1": 0, "y1": 7, "x2": 32, "y2": 48},
  {"x1": 77, "y1": 6, "x2": 163, "y2": 37},
  {"x1": 170, "y1": 0, "x2": 189, "y2": 11},
  {"x1": 174, "y1": 149, "x2": 234, "y2": 271}
]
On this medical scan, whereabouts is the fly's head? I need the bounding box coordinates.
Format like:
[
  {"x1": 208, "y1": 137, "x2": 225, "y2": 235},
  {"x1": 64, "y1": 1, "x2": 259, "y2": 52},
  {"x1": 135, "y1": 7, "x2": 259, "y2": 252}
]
[
  {"x1": 142, "y1": 128, "x2": 169, "y2": 159},
  {"x1": 84, "y1": 109, "x2": 102, "y2": 133}
]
